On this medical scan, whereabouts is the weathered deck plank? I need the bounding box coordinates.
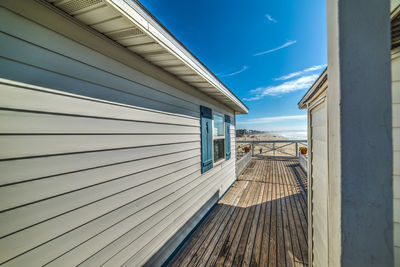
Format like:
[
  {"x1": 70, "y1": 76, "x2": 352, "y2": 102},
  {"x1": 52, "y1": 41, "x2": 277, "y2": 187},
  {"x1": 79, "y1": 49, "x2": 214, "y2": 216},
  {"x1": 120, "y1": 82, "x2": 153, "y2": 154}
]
[{"x1": 167, "y1": 158, "x2": 308, "y2": 267}]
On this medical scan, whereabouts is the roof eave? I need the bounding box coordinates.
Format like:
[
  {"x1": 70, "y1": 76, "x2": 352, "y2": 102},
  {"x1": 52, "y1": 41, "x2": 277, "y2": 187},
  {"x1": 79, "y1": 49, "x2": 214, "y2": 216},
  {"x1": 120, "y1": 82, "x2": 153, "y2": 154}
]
[
  {"x1": 106, "y1": 0, "x2": 248, "y2": 114},
  {"x1": 298, "y1": 68, "x2": 328, "y2": 109}
]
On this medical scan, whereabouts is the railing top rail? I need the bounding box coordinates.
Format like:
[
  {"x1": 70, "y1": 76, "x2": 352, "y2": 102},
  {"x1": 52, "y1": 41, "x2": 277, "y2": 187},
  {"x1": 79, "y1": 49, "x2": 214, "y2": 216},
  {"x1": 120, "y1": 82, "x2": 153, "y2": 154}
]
[{"x1": 236, "y1": 140, "x2": 307, "y2": 143}]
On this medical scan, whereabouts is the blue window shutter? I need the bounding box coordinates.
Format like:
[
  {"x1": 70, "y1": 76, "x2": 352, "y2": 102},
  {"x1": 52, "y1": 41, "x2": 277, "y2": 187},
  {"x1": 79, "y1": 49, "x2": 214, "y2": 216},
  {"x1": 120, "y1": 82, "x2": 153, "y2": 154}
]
[
  {"x1": 225, "y1": 115, "x2": 231, "y2": 160},
  {"x1": 200, "y1": 106, "x2": 213, "y2": 173}
]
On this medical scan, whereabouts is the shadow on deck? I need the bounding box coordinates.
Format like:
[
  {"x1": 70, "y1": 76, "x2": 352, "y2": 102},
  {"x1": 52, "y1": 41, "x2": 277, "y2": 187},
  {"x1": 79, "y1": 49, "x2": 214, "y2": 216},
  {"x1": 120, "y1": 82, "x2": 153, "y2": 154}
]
[{"x1": 167, "y1": 158, "x2": 308, "y2": 267}]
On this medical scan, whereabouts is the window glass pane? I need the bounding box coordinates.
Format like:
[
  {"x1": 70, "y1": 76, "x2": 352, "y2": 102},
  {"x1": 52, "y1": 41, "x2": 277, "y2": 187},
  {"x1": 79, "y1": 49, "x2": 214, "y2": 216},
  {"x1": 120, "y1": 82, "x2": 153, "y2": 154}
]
[
  {"x1": 214, "y1": 139, "x2": 225, "y2": 162},
  {"x1": 213, "y1": 115, "x2": 224, "y2": 136}
]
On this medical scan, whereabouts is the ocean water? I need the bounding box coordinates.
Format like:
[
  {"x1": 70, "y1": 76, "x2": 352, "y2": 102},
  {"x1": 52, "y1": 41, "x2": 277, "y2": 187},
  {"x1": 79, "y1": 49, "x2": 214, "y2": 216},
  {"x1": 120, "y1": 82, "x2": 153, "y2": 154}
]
[{"x1": 277, "y1": 131, "x2": 307, "y2": 140}]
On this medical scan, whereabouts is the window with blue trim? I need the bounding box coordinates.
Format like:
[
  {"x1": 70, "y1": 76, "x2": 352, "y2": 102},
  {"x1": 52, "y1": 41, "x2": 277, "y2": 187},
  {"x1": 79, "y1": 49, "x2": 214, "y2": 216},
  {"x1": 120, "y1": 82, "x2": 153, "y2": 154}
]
[
  {"x1": 200, "y1": 106, "x2": 213, "y2": 173},
  {"x1": 225, "y1": 115, "x2": 231, "y2": 160},
  {"x1": 200, "y1": 106, "x2": 232, "y2": 173}
]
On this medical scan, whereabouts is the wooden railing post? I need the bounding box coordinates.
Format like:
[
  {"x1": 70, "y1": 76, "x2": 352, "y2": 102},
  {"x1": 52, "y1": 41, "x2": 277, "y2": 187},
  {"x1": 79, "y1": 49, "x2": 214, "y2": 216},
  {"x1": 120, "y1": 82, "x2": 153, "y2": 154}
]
[
  {"x1": 295, "y1": 142, "x2": 298, "y2": 158},
  {"x1": 251, "y1": 141, "x2": 254, "y2": 156},
  {"x1": 273, "y1": 143, "x2": 275, "y2": 157}
]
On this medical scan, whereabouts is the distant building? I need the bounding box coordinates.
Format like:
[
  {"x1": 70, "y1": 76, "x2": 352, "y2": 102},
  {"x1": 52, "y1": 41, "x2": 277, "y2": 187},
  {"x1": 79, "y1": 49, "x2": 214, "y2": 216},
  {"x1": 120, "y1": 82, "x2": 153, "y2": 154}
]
[
  {"x1": 236, "y1": 129, "x2": 247, "y2": 137},
  {"x1": 247, "y1": 129, "x2": 264, "y2": 135}
]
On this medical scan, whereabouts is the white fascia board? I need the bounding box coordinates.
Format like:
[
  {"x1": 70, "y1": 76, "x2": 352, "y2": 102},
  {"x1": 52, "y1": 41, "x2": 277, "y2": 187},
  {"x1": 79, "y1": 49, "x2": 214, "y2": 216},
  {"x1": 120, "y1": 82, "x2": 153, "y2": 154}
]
[
  {"x1": 298, "y1": 68, "x2": 327, "y2": 109},
  {"x1": 106, "y1": 0, "x2": 248, "y2": 114}
]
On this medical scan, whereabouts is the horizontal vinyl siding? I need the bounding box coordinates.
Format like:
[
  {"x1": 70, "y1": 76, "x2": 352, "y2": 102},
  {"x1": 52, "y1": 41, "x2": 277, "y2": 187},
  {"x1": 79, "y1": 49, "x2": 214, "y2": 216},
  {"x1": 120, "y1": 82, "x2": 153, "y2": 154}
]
[
  {"x1": 0, "y1": 5, "x2": 237, "y2": 266},
  {"x1": 0, "y1": 6, "x2": 231, "y2": 117},
  {"x1": 0, "y1": 80, "x2": 235, "y2": 267},
  {"x1": 310, "y1": 101, "x2": 328, "y2": 267},
  {"x1": 392, "y1": 50, "x2": 400, "y2": 266}
]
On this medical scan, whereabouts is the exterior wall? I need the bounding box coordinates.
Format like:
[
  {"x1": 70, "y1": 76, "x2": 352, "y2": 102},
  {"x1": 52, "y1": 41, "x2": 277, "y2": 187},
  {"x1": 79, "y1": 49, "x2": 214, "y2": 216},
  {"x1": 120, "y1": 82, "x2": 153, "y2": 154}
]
[
  {"x1": 299, "y1": 153, "x2": 308, "y2": 173},
  {"x1": 0, "y1": 5, "x2": 237, "y2": 267},
  {"x1": 235, "y1": 151, "x2": 252, "y2": 177},
  {"x1": 392, "y1": 48, "x2": 400, "y2": 267},
  {"x1": 392, "y1": 0, "x2": 400, "y2": 13},
  {"x1": 309, "y1": 98, "x2": 328, "y2": 267},
  {"x1": 326, "y1": 1, "x2": 393, "y2": 266}
]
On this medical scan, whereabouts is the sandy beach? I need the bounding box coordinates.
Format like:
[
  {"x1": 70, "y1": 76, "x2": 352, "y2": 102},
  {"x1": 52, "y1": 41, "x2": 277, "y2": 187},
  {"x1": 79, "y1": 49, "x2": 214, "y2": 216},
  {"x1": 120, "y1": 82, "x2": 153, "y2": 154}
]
[{"x1": 236, "y1": 132, "x2": 307, "y2": 158}]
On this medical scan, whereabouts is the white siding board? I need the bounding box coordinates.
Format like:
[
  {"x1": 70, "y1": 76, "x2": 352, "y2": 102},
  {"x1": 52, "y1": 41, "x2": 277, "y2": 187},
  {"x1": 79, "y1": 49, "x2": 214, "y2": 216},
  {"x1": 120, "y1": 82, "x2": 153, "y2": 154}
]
[
  {"x1": 311, "y1": 126, "x2": 327, "y2": 143},
  {"x1": 393, "y1": 81, "x2": 400, "y2": 102},
  {"x1": 394, "y1": 104, "x2": 400, "y2": 126},
  {"x1": 395, "y1": 151, "x2": 400, "y2": 175},
  {"x1": 0, "y1": 142, "x2": 199, "y2": 185},
  {"x1": 0, "y1": 5, "x2": 238, "y2": 266},
  {"x1": 0, "y1": 110, "x2": 199, "y2": 134},
  {"x1": 395, "y1": 223, "x2": 400, "y2": 247},
  {"x1": 393, "y1": 56, "x2": 400, "y2": 81},
  {"x1": 0, "y1": 82, "x2": 198, "y2": 126},
  {"x1": 394, "y1": 127, "x2": 400, "y2": 151},
  {"x1": 394, "y1": 198, "x2": 400, "y2": 223},
  {"x1": 0, "y1": 157, "x2": 199, "y2": 237},
  {"x1": 395, "y1": 175, "x2": 400, "y2": 198},
  {"x1": 0, "y1": 134, "x2": 199, "y2": 160},
  {"x1": 395, "y1": 246, "x2": 400, "y2": 267},
  {"x1": 312, "y1": 226, "x2": 328, "y2": 256},
  {"x1": 310, "y1": 101, "x2": 328, "y2": 267},
  {"x1": 311, "y1": 105, "x2": 326, "y2": 127}
]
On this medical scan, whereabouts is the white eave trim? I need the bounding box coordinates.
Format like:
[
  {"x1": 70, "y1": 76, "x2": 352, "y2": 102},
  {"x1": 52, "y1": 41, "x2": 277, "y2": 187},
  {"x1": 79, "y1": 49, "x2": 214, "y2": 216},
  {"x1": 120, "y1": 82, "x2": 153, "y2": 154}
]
[
  {"x1": 105, "y1": 0, "x2": 248, "y2": 114},
  {"x1": 298, "y1": 68, "x2": 327, "y2": 109},
  {"x1": 391, "y1": 1, "x2": 400, "y2": 19}
]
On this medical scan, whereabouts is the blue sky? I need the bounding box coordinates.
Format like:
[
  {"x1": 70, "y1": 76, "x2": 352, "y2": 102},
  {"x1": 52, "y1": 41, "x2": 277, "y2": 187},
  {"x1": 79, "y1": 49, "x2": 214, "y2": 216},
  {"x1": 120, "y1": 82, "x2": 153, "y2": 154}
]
[{"x1": 139, "y1": 0, "x2": 327, "y2": 132}]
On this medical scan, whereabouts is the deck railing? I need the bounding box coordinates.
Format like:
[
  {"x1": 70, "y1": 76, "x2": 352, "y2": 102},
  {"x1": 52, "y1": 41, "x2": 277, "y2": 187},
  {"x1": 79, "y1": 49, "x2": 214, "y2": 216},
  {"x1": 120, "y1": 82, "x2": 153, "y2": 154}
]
[
  {"x1": 298, "y1": 141, "x2": 308, "y2": 172},
  {"x1": 235, "y1": 151, "x2": 252, "y2": 177},
  {"x1": 236, "y1": 140, "x2": 307, "y2": 158}
]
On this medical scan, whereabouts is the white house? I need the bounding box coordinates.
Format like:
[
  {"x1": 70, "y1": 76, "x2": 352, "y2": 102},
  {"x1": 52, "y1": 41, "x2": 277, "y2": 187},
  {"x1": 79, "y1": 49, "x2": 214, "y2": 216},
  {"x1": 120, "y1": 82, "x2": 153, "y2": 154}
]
[
  {"x1": 299, "y1": 2, "x2": 400, "y2": 265},
  {"x1": 0, "y1": 0, "x2": 248, "y2": 266},
  {"x1": 298, "y1": 69, "x2": 328, "y2": 267}
]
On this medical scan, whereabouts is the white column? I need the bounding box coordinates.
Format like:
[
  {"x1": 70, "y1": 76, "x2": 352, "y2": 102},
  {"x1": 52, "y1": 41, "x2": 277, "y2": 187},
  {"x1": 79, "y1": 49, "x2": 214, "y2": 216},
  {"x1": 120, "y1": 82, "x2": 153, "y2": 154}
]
[{"x1": 326, "y1": 0, "x2": 393, "y2": 266}]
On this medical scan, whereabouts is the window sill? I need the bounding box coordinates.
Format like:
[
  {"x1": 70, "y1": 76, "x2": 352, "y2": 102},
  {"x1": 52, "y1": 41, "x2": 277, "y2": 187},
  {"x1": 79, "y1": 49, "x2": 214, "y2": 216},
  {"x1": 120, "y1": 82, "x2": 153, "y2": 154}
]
[{"x1": 213, "y1": 158, "x2": 225, "y2": 167}]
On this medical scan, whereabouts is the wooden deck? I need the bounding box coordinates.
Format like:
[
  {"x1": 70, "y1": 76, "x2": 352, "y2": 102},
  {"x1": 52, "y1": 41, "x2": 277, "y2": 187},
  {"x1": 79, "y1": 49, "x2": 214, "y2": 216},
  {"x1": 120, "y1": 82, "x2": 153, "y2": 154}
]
[{"x1": 167, "y1": 158, "x2": 308, "y2": 267}]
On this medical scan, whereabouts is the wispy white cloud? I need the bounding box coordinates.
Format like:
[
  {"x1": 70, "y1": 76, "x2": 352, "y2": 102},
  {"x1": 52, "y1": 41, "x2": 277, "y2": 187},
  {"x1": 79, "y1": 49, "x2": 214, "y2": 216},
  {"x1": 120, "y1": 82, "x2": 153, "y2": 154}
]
[
  {"x1": 244, "y1": 74, "x2": 318, "y2": 101},
  {"x1": 219, "y1": 66, "x2": 248, "y2": 77},
  {"x1": 265, "y1": 14, "x2": 277, "y2": 23},
  {"x1": 253, "y1": 40, "x2": 297, "y2": 56},
  {"x1": 275, "y1": 64, "x2": 326, "y2": 81},
  {"x1": 239, "y1": 115, "x2": 307, "y2": 125}
]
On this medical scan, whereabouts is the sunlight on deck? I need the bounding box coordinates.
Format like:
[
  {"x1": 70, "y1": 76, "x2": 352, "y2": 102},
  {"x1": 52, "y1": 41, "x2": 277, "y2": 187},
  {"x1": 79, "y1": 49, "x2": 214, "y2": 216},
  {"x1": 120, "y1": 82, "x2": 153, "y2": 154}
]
[{"x1": 168, "y1": 158, "x2": 308, "y2": 267}]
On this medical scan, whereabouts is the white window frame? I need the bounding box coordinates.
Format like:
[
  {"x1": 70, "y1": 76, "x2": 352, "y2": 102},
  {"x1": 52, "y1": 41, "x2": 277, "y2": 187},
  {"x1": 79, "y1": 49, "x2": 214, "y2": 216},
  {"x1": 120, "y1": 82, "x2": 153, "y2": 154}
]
[{"x1": 212, "y1": 112, "x2": 226, "y2": 165}]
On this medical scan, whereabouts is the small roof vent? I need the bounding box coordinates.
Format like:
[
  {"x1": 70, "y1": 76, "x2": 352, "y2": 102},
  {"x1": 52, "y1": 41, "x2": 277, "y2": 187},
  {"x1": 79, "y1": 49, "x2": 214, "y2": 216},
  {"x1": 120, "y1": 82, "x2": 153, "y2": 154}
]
[
  {"x1": 107, "y1": 27, "x2": 144, "y2": 40},
  {"x1": 55, "y1": 0, "x2": 103, "y2": 14}
]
